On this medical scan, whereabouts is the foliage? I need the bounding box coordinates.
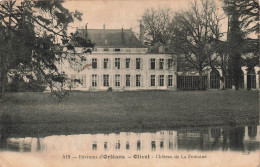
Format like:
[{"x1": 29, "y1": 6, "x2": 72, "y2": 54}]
[
  {"x1": 222, "y1": 0, "x2": 259, "y2": 89},
  {"x1": 223, "y1": 0, "x2": 259, "y2": 35},
  {"x1": 0, "y1": 0, "x2": 82, "y2": 96}
]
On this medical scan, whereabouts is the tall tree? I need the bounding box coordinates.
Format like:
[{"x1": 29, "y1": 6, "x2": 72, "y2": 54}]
[
  {"x1": 170, "y1": 0, "x2": 224, "y2": 89},
  {"x1": 223, "y1": 0, "x2": 259, "y2": 90},
  {"x1": 0, "y1": 0, "x2": 82, "y2": 96},
  {"x1": 140, "y1": 7, "x2": 173, "y2": 45}
]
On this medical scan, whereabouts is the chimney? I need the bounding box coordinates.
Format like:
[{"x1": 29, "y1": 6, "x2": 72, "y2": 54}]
[
  {"x1": 139, "y1": 23, "x2": 144, "y2": 45},
  {"x1": 121, "y1": 27, "x2": 125, "y2": 44},
  {"x1": 84, "y1": 23, "x2": 88, "y2": 39},
  {"x1": 103, "y1": 24, "x2": 106, "y2": 30}
]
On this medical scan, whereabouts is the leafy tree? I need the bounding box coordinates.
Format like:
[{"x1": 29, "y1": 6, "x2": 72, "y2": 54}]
[
  {"x1": 170, "y1": 0, "x2": 224, "y2": 89},
  {"x1": 0, "y1": 0, "x2": 82, "y2": 96},
  {"x1": 223, "y1": 0, "x2": 259, "y2": 90}
]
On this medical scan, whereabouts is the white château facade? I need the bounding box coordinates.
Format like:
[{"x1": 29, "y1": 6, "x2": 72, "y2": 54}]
[{"x1": 57, "y1": 25, "x2": 177, "y2": 91}]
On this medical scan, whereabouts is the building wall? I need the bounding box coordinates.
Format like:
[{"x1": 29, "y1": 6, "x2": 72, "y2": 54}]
[{"x1": 58, "y1": 52, "x2": 177, "y2": 91}]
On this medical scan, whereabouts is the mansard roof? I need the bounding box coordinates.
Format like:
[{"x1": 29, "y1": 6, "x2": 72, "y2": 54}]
[{"x1": 76, "y1": 29, "x2": 146, "y2": 48}]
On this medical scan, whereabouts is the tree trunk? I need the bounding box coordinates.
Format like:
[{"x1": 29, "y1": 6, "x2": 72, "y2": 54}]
[
  {"x1": 222, "y1": 75, "x2": 226, "y2": 90},
  {"x1": 199, "y1": 70, "x2": 203, "y2": 90}
]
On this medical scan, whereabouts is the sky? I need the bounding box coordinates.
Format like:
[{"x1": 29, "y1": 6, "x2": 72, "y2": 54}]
[{"x1": 63, "y1": 0, "x2": 227, "y2": 34}]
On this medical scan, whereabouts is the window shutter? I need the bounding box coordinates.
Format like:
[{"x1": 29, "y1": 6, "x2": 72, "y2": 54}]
[
  {"x1": 110, "y1": 75, "x2": 113, "y2": 87},
  {"x1": 157, "y1": 75, "x2": 160, "y2": 86},
  {"x1": 141, "y1": 75, "x2": 143, "y2": 87},
  {"x1": 133, "y1": 75, "x2": 136, "y2": 87},
  {"x1": 166, "y1": 59, "x2": 168, "y2": 70},
  {"x1": 97, "y1": 75, "x2": 99, "y2": 87},
  {"x1": 100, "y1": 74, "x2": 103, "y2": 87},
  {"x1": 90, "y1": 75, "x2": 92, "y2": 88},
  {"x1": 82, "y1": 74, "x2": 86, "y2": 87},
  {"x1": 121, "y1": 75, "x2": 124, "y2": 87},
  {"x1": 156, "y1": 59, "x2": 159, "y2": 70},
  {"x1": 140, "y1": 58, "x2": 143, "y2": 70}
]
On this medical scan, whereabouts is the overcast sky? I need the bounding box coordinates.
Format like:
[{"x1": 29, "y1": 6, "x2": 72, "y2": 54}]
[{"x1": 64, "y1": 0, "x2": 227, "y2": 32}]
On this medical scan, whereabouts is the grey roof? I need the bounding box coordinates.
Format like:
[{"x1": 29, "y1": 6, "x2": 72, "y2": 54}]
[{"x1": 76, "y1": 29, "x2": 145, "y2": 48}]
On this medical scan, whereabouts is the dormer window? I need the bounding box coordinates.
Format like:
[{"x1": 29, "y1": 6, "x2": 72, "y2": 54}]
[
  {"x1": 104, "y1": 48, "x2": 109, "y2": 51},
  {"x1": 114, "y1": 49, "x2": 120, "y2": 52}
]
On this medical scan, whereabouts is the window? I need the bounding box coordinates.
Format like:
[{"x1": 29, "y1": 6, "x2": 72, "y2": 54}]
[
  {"x1": 92, "y1": 142, "x2": 97, "y2": 150},
  {"x1": 81, "y1": 57, "x2": 86, "y2": 62},
  {"x1": 115, "y1": 58, "x2": 120, "y2": 69},
  {"x1": 136, "y1": 58, "x2": 141, "y2": 69},
  {"x1": 136, "y1": 75, "x2": 141, "y2": 87},
  {"x1": 126, "y1": 141, "x2": 130, "y2": 150},
  {"x1": 160, "y1": 141, "x2": 164, "y2": 149},
  {"x1": 159, "y1": 59, "x2": 164, "y2": 69},
  {"x1": 137, "y1": 140, "x2": 141, "y2": 150},
  {"x1": 104, "y1": 48, "x2": 109, "y2": 51},
  {"x1": 168, "y1": 59, "x2": 173, "y2": 69},
  {"x1": 104, "y1": 142, "x2": 108, "y2": 150},
  {"x1": 114, "y1": 48, "x2": 120, "y2": 52},
  {"x1": 92, "y1": 74, "x2": 97, "y2": 87},
  {"x1": 104, "y1": 58, "x2": 108, "y2": 69},
  {"x1": 151, "y1": 141, "x2": 156, "y2": 151},
  {"x1": 168, "y1": 75, "x2": 173, "y2": 86},
  {"x1": 126, "y1": 58, "x2": 130, "y2": 68},
  {"x1": 160, "y1": 75, "x2": 164, "y2": 86},
  {"x1": 115, "y1": 75, "x2": 120, "y2": 87},
  {"x1": 126, "y1": 75, "x2": 131, "y2": 87},
  {"x1": 92, "y1": 58, "x2": 97, "y2": 69},
  {"x1": 150, "y1": 59, "x2": 155, "y2": 69},
  {"x1": 151, "y1": 75, "x2": 155, "y2": 86},
  {"x1": 115, "y1": 140, "x2": 120, "y2": 150},
  {"x1": 103, "y1": 75, "x2": 109, "y2": 87}
]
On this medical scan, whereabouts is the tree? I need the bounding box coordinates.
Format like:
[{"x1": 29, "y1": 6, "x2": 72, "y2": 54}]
[
  {"x1": 223, "y1": 0, "x2": 259, "y2": 90},
  {"x1": 140, "y1": 7, "x2": 173, "y2": 45},
  {"x1": 170, "y1": 0, "x2": 224, "y2": 89},
  {"x1": 223, "y1": 0, "x2": 259, "y2": 35},
  {"x1": 0, "y1": 0, "x2": 82, "y2": 96}
]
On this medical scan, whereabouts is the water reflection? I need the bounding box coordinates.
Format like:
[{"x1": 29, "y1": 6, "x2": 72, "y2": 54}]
[{"x1": 0, "y1": 125, "x2": 259, "y2": 153}]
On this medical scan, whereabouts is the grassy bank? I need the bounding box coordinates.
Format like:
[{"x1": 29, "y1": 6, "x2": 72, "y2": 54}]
[{"x1": 0, "y1": 90, "x2": 259, "y2": 137}]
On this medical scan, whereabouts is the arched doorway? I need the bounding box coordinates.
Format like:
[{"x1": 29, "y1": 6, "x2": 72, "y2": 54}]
[
  {"x1": 247, "y1": 68, "x2": 256, "y2": 89},
  {"x1": 210, "y1": 69, "x2": 220, "y2": 89}
]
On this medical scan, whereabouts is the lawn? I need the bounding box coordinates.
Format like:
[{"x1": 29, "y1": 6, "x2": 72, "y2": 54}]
[{"x1": 0, "y1": 90, "x2": 259, "y2": 137}]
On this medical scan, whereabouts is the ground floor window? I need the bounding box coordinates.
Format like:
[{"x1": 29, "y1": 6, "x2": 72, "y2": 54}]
[
  {"x1": 126, "y1": 75, "x2": 131, "y2": 87},
  {"x1": 115, "y1": 74, "x2": 120, "y2": 87},
  {"x1": 168, "y1": 75, "x2": 173, "y2": 86},
  {"x1": 160, "y1": 75, "x2": 164, "y2": 86},
  {"x1": 151, "y1": 75, "x2": 155, "y2": 86},
  {"x1": 92, "y1": 74, "x2": 97, "y2": 87},
  {"x1": 136, "y1": 75, "x2": 141, "y2": 87},
  {"x1": 103, "y1": 75, "x2": 109, "y2": 87}
]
